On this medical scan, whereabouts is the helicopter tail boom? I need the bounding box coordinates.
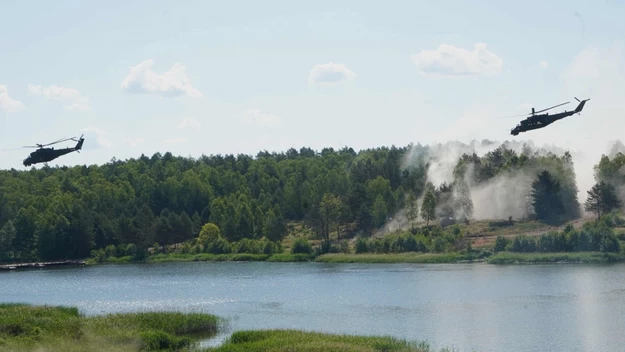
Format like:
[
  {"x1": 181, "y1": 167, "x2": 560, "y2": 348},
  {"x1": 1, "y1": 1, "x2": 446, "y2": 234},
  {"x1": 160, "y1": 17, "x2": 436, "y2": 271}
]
[
  {"x1": 574, "y1": 97, "x2": 590, "y2": 113},
  {"x1": 74, "y1": 134, "x2": 85, "y2": 152}
]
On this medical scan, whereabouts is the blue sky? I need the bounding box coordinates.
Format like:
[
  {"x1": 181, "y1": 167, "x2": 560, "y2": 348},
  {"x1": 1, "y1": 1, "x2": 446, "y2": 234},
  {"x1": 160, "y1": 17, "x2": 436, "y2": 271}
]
[{"x1": 1, "y1": 0, "x2": 624, "y2": 175}]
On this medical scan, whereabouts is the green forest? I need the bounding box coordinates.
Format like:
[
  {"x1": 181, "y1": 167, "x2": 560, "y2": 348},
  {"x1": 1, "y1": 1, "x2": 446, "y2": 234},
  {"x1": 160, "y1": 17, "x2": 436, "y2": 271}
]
[{"x1": 1, "y1": 141, "x2": 624, "y2": 263}]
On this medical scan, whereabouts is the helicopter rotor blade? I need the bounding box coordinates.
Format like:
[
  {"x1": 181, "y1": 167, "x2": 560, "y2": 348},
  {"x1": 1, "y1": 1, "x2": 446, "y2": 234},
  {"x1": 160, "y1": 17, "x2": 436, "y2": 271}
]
[
  {"x1": 533, "y1": 101, "x2": 570, "y2": 114},
  {"x1": 39, "y1": 136, "x2": 77, "y2": 147}
]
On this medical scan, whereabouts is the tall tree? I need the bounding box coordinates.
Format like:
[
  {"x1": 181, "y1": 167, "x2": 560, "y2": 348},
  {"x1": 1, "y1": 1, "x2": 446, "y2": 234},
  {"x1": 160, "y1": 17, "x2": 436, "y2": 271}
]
[
  {"x1": 406, "y1": 191, "x2": 419, "y2": 231},
  {"x1": 531, "y1": 170, "x2": 564, "y2": 224},
  {"x1": 584, "y1": 181, "x2": 621, "y2": 220},
  {"x1": 262, "y1": 207, "x2": 286, "y2": 242},
  {"x1": 420, "y1": 190, "x2": 436, "y2": 226},
  {"x1": 371, "y1": 195, "x2": 388, "y2": 228},
  {"x1": 319, "y1": 193, "x2": 343, "y2": 246}
]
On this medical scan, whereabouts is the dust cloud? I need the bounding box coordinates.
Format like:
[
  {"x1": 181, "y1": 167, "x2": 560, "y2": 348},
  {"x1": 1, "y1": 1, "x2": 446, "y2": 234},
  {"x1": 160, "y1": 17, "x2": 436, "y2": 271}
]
[{"x1": 399, "y1": 139, "x2": 612, "y2": 222}]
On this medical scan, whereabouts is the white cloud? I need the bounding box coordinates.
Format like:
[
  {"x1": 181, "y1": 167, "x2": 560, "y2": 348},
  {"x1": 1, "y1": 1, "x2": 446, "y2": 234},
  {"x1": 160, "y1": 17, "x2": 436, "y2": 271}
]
[
  {"x1": 162, "y1": 137, "x2": 188, "y2": 145},
  {"x1": 177, "y1": 118, "x2": 202, "y2": 130},
  {"x1": 125, "y1": 137, "x2": 145, "y2": 147},
  {"x1": 411, "y1": 43, "x2": 503, "y2": 76},
  {"x1": 240, "y1": 109, "x2": 282, "y2": 126},
  {"x1": 28, "y1": 84, "x2": 90, "y2": 110},
  {"x1": 0, "y1": 85, "x2": 25, "y2": 113},
  {"x1": 539, "y1": 60, "x2": 549, "y2": 69},
  {"x1": 308, "y1": 62, "x2": 356, "y2": 83},
  {"x1": 121, "y1": 59, "x2": 202, "y2": 98},
  {"x1": 80, "y1": 126, "x2": 112, "y2": 149}
]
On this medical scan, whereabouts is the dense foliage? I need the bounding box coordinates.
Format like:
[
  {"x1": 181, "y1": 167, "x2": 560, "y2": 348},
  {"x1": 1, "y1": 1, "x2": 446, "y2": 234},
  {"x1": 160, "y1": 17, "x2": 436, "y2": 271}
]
[
  {"x1": 493, "y1": 213, "x2": 624, "y2": 254},
  {"x1": 0, "y1": 146, "x2": 427, "y2": 262},
  {"x1": 1, "y1": 141, "x2": 620, "y2": 263},
  {"x1": 354, "y1": 225, "x2": 463, "y2": 254}
]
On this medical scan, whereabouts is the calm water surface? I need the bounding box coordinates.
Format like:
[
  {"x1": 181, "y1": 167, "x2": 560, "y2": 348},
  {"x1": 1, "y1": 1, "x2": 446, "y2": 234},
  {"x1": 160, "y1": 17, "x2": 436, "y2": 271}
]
[{"x1": 1, "y1": 261, "x2": 625, "y2": 352}]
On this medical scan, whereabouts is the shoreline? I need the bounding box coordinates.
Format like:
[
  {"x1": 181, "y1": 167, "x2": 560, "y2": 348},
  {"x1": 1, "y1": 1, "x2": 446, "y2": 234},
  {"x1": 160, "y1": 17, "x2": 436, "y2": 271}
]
[{"x1": 76, "y1": 251, "x2": 625, "y2": 266}]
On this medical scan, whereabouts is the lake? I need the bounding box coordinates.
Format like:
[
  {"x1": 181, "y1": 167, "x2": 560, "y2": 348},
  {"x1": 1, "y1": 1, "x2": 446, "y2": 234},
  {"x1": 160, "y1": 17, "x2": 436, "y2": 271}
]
[{"x1": 1, "y1": 261, "x2": 625, "y2": 352}]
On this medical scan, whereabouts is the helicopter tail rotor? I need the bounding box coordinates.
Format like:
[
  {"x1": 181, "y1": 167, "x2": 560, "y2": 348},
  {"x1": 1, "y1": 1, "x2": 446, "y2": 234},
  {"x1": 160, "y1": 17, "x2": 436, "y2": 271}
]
[
  {"x1": 74, "y1": 134, "x2": 85, "y2": 151},
  {"x1": 574, "y1": 97, "x2": 590, "y2": 113}
]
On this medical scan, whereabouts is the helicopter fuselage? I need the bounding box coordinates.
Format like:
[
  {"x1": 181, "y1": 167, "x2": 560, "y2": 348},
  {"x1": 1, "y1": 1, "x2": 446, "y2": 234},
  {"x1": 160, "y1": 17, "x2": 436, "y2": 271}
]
[
  {"x1": 23, "y1": 137, "x2": 84, "y2": 166},
  {"x1": 511, "y1": 98, "x2": 589, "y2": 136}
]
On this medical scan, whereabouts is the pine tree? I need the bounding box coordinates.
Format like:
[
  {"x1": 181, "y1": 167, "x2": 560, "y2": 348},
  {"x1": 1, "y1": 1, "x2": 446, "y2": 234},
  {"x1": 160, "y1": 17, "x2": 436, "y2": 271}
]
[{"x1": 531, "y1": 170, "x2": 564, "y2": 224}]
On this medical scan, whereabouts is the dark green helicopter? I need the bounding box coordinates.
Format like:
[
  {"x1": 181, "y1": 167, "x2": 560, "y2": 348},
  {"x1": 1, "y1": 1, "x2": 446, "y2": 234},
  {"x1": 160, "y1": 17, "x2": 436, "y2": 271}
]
[
  {"x1": 22, "y1": 135, "x2": 84, "y2": 167},
  {"x1": 510, "y1": 97, "x2": 590, "y2": 136}
]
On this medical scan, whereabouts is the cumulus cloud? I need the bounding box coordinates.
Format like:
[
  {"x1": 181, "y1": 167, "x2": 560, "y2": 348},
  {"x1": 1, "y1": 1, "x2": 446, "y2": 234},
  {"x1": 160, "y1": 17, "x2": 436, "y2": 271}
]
[
  {"x1": 539, "y1": 60, "x2": 549, "y2": 69},
  {"x1": 177, "y1": 118, "x2": 202, "y2": 130},
  {"x1": 80, "y1": 126, "x2": 112, "y2": 149},
  {"x1": 240, "y1": 109, "x2": 282, "y2": 126},
  {"x1": 0, "y1": 85, "x2": 25, "y2": 112},
  {"x1": 308, "y1": 62, "x2": 356, "y2": 83},
  {"x1": 28, "y1": 84, "x2": 90, "y2": 110},
  {"x1": 121, "y1": 59, "x2": 202, "y2": 98},
  {"x1": 411, "y1": 43, "x2": 503, "y2": 76}
]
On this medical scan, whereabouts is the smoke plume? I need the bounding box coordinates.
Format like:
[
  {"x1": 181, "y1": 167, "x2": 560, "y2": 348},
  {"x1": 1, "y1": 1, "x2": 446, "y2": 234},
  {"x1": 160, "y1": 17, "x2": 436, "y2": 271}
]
[{"x1": 400, "y1": 139, "x2": 589, "y2": 222}]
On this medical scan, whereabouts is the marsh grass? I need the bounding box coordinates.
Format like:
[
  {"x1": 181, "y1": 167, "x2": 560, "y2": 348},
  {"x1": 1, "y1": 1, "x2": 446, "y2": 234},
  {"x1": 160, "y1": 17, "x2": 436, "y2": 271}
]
[
  {"x1": 267, "y1": 253, "x2": 316, "y2": 262},
  {"x1": 94, "y1": 253, "x2": 315, "y2": 264},
  {"x1": 203, "y1": 330, "x2": 456, "y2": 352},
  {"x1": 487, "y1": 251, "x2": 625, "y2": 264},
  {"x1": 0, "y1": 303, "x2": 218, "y2": 352},
  {"x1": 147, "y1": 253, "x2": 270, "y2": 263}
]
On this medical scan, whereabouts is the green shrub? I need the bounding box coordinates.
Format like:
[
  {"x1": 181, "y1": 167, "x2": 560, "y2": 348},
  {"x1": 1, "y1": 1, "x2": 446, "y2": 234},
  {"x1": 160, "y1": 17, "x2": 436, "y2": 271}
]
[{"x1": 291, "y1": 237, "x2": 312, "y2": 254}]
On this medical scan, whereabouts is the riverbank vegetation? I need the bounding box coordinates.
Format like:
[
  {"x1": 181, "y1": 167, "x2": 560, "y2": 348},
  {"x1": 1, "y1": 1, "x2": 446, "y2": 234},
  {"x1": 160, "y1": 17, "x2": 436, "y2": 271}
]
[
  {"x1": 0, "y1": 303, "x2": 218, "y2": 351},
  {"x1": 204, "y1": 330, "x2": 452, "y2": 352},
  {"x1": 1, "y1": 140, "x2": 625, "y2": 265},
  {"x1": 0, "y1": 304, "x2": 455, "y2": 352},
  {"x1": 83, "y1": 210, "x2": 625, "y2": 265}
]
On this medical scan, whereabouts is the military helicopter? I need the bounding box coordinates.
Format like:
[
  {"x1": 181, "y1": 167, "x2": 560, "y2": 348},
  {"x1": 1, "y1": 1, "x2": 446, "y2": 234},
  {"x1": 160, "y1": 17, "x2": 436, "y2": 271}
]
[
  {"x1": 509, "y1": 97, "x2": 590, "y2": 136},
  {"x1": 21, "y1": 135, "x2": 85, "y2": 167}
]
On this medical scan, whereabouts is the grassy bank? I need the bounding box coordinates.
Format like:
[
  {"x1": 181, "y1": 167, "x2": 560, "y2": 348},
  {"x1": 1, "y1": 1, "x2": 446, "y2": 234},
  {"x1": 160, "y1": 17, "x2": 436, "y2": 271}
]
[
  {"x1": 203, "y1": 329, "x2": 453, "y2": 352},
  {"x1": 0, "y1": 303, "x2": 218, "y2": 352},
  {"x1": 315, "y1": 252, "x2": 473, "y2": 264},
  {"x1": 88, "y1": 252, "x2": 471, "y2": 265},
  {"x1": 86, "y1": 250, "x2": 625, "y2": 266},
  {"x1": 86, "y1": 253, "x2": 316, "y2": 265},
  {"x1": 487, "y1": 251, "x2": 625, "y2": 264}
]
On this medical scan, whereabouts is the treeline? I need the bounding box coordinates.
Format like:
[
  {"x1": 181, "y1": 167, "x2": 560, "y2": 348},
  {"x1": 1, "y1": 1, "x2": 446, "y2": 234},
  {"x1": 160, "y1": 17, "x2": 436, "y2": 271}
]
[
  {"x1": 0, "y1": 141, "x2": 621, "y2": 263},
  {"x1": 0, "y1": 145, "x2": 427, "y2": 262}
]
